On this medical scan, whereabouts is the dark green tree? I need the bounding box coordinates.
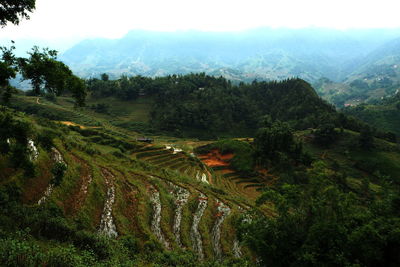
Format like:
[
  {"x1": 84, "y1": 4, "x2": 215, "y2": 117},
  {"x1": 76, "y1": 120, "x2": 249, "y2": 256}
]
[
  {"x1": 255, "y1": 120, "x2": 298, "y2": 166},
  {"x1": 238, "y1": 161, "x2": 400, "y2": 266},
  {"x1": 51, "y1": 162, "x2": 67, "y2": 186},
  {"x1": 314, "y1": 123, "x2": 337, "y2": 147},
  {"x1": 67, "y1": 75, "x2": 87, "y2": 107},
  {"x1": 101, "y1": 73, "x2": 109, "y2": 82},
  {"x1": 18, "y1": 46, "x2": 86, "y2": 106},
  {"x1": 0, "y1": 0, "x2": 35, "y2": 26},
  {"x1": 0, "y1": 42, "x2": 17, "y2": 103},
  {"x1": 18, "y1": 46, "x2": 58, "y2": 95}
]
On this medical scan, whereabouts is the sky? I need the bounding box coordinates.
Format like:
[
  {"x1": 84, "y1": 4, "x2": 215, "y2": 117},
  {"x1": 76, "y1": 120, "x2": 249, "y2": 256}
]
[{"x1": 1, "y1": 0, "x2": 400, "y2": 49}]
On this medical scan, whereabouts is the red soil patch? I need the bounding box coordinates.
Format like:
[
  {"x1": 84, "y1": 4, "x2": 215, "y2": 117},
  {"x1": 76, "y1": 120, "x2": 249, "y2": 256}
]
[{"x1": 199, "y1": 149, "x2": 234, "y2": 168}]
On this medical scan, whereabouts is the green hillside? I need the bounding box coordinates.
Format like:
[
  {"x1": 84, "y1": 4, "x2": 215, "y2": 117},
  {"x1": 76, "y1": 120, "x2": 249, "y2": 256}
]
[
  {"x1": 0, "y1": 106, "x2": 253, "y2": 266},
  {"x1": 2, "y1": 2, "x2": 400, "y2": 266},
  {"x1": 2, "y1": 82, "x2": 400, "y2": 265},
  {"x1": 343, "y1": 94, "x2": 400, "y2": 136}
]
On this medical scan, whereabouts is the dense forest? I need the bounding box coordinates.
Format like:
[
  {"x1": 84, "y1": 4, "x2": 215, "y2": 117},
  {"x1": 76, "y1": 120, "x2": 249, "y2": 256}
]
[
  {"x1": 85, "y1": 73, "x2": 397, "y2": 142},
  {"x1": 87, "y1": 74, "x2": 338, "y2": 137}
]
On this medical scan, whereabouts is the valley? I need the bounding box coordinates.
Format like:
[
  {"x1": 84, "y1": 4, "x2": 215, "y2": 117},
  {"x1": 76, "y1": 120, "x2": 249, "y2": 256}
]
[{"x1": 2, "y1": 1, "x2": 400, "y2": 266}]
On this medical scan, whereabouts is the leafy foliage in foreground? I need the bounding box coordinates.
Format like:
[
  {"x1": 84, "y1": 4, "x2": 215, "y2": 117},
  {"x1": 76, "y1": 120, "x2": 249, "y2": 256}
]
[
  {"x1": 238, "y1": 161, "x2": 400, "y2": 267},
  {"x1": 0, "y1": 0, "x2": 36, "y2": 26}
]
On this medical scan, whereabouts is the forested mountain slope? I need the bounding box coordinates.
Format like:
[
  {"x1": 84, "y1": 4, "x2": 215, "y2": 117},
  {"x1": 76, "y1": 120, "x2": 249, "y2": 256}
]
[{"x1": 343, "y1": 93, "x2": 400, "y2": 136}]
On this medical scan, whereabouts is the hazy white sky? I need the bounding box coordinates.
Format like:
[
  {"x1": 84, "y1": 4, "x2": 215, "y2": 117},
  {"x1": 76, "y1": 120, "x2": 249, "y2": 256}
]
[{"x1": 2, "y1": 0, "x2": 400, "y2": 41}]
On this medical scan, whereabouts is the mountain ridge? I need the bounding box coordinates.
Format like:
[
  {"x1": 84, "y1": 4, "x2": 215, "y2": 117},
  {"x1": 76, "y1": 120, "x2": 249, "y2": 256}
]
[{"x1": 60, "y1": 28, "x2": 400, "y2": 82}]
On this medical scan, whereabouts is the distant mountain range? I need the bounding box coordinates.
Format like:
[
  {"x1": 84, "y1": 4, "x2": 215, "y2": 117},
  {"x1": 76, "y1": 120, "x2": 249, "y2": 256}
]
[
  {"x1": 60, "y1": 28, "x2": 400, "y2": 85},
  {"x1": 314, "y1": 36, "x2": 400, "y2": 106}
]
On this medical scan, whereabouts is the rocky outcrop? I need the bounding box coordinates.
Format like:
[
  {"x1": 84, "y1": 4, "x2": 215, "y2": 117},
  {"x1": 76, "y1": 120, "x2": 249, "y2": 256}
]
[
  {"x1": 233, "y1": 239, "x2": 242, "y2": 258},
  {"x1": 51, "y1": 147, "x2": 65, "y2": 164},
  {"x1": 196, "y1": 171, "x2": 209, "y2": 184},
  {"x1": 168, "y1": 182, "x2": 190, "y2": 247},
  {"x1": 149, "y1": 186, "x2": 170, "y2": 249},
  {"x1": 165, "y1": 145, "x2": 183, "y2": 154},
  {"x1": 190, "y1": 192, "x2": 208, "y2": 260},
  {"x1": 27, "y1": 139, "x2": 39, "y2": 161},
  {"x1": 211, "y1": 199, "x2": 231, "y2": 259},
  {"x1": 98, "y1": 168, "x2": 118, "y2": 238},
  {"x1": 37, "y1": 184, "x2": 54, "y2": 205}
]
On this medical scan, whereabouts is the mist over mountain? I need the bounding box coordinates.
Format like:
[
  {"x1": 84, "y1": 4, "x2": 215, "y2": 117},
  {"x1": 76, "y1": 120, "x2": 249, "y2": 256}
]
[
  {"x1": 60, "y1": 28, "x2": 400, "y2": 82},
  {"x1": 315, "y1": 35, "x2": 400, "y2": 106}
]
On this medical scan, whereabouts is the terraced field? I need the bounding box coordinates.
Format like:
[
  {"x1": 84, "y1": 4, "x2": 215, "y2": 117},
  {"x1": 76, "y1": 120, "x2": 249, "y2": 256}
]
[
  {"x1": 132, "y1": 144, "x2": 212, "y2": 185},
  {"x1": 20, "y1": 138, "x2": 250, "y2": 261},
  {"x1": 198, "y1": 150, "x2": 267, "y2": 201},
  {"x1": 7, "y1": 97, "x2": 258, "y2": 262}
]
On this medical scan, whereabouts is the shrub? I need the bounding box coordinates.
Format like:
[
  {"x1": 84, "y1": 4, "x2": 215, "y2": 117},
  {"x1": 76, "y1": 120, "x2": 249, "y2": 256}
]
[
  {"x1": 0, "y1": 238, "x2": 44, "y2": 267},
  {"x1": 120, "y1": 235, "x2": 139, "y2": 257},
  {"x1": 314, "y1": 123, "x2": 337, "y2": 147},
  {"x1": 37, "y1": 129, "x2": 56, "y2": 151},
  {"x1": 51, "y1": 162, "x2": 67, "y2": 186},
  {"x1": 45, "y1": 245, "x2": 95, "y2": 267},
  {"x1": 90, "y1": 103, "x2": 110, "y2": 114},
  {"x1": 73, "y1": 231, "x2": 112, "y2": 260},
  {"x1": 44, "y1": 93, "x2": 56, "y2": 102}
]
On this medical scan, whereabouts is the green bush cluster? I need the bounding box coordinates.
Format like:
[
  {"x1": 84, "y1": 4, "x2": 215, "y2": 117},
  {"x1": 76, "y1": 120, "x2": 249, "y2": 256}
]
[
  {"x1": 0, "y1": 108, "x2": 36, "y2": 177},
  {"x1": 238, "y1": 161, "x2": 400, "y2": 266},
  {"x1": 51, "y1": 162, "x2": 67, "y2": 186}
]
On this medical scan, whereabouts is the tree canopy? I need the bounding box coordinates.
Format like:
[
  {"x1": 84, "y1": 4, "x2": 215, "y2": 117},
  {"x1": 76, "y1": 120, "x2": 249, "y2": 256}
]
[
  {"x1": 0, "y1": 45, "x2": 87, "y2": 106},
  {"x1": 0, "y1": 0, "x2": 36, "y2": 26},
  {"x1": 238, "y1": 161, "x2": 400, "y2": 266},
  {"x1": 0, "y1": 42, "x2": 17, "y2": 103}
]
